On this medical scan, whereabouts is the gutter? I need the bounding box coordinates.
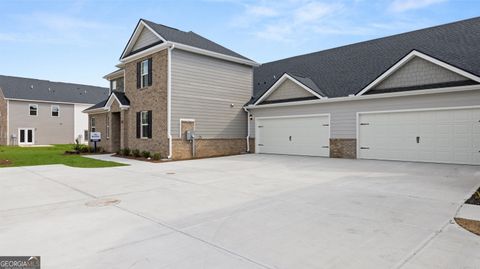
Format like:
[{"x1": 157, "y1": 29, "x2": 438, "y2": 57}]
[
  {"x1": 243, "y1": 107, "x2": 250, "y2": 153},
  {"x1": 167, "y1": 43, "x2": 175, "y2": 159}
]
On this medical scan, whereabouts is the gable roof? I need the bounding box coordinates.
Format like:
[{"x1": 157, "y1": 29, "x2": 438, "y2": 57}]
[
  {"x1": 83, "y1": 91, "x2": 130, "y2": 112},
  {"x1": 254, "y1": 73, "x2": 324, "y2": 105},
  {"x1": 251, "y1": 17, "x2": 480, "y2": 104},
  {"x1": 121, "y1": 19, "x2": 253, "y2": 63},
  {"x1": 0, "y1": 75, "x2": 109, "y2": 104}
]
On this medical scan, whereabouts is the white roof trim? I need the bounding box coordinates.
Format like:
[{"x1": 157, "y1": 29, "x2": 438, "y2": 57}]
[
  {"x1": 120, "y1": 20, "x2": 167, "y2": 60},
  {"x1": 356, "y1": 50, "x2": 480, "y2": 96},
  {"x1": 253, "y1": 73, "x2": 324, "y2": 105},
  {"x1": 246, "y1": 84, "x2": 480, "y2": 109},
  {"x1": 105, "y1": 93, "x2": 129, "y2": 110},
  {"x1": 103, "y1": 69, "x2": 125, "y2": 80}
]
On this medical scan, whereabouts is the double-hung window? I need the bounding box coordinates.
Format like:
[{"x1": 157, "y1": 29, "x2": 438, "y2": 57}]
[
  {"x1": 136, "y1": 111, "x2": 152, "y2": 139},
  {"x1": 91, "y1": 117, "x2": 96, "y2": 132},
  {"x1": 141, "y1": 60, "x2": 149, "y2": 88},
  {"x1": 51, "y1": 105, "x2": 60, "y2": 117},
  {"x1": 137, "y1": 58, "x2": 152, "y2": 89},
  {"x1": 29, "y1": 104, "x2": 38, "y2": 116}
]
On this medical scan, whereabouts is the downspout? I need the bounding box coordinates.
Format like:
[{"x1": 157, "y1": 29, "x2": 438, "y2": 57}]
[
  {"x1": 243, "y1": 107, "x2": 250, "y2": 153},
  {"x1": 167, "y1": 43, "x2": 175, "y2": 159},
  {"x1": 6, "y1": 99, "x2": 9, "y2": 146}
]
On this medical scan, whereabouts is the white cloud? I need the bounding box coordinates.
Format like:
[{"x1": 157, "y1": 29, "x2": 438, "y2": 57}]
[
  {"x1": 247, "y1": 5, "x2": 279, "y2": 17},
  {"x1": 293, "y1": 2, "x2": 343, "y2": 24},
  {"x1": 390, "y1": 0, "x2": 447, "y2": 12}
]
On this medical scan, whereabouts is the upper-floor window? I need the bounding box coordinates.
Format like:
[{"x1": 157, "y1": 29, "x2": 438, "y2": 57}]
[
  {"x1": 137, "y1": 58, "x2": 152, "y2": 89},
  {"x1": 112, "y1": 80, "x2": 117, "y2": 91},
  {"x1": 29, "y1": 104, "x2": 38, "y2": 116},
  {"x1": 91, "y1": 117, "x2": 96, "y2": 132},
  {"x1": 51, "y1": 105, "x2": 60, "y2": 117}
]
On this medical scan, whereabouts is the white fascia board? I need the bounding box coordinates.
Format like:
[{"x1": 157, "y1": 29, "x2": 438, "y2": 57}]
[
  {"x1": 356, "y1": 50, "x2": 480, "y2": 96},
  {"x1": 103, "y1": 69, "x2": 125, "y2": 80},
  {"x1": 170, "y1": 42, "x2": 259, "y2": 67},
  {"x1": 4, "y1": 98, "x2": 97, "y2": 106},
  {"x1": 120, "y1": 43, "x2": 170, "y2": 63},
  {"x1": 253, "y1": 73, "x2": 324, "y2": 105},
  {"x1": 120, "y1": 20, "x2": 167, "y2": 60},
  {"x1": 105, "y1": 93, "x2": 129, "y2": 109},
  {"x1": 246, "y1": 84, "x2": 480, "y2": 110}
]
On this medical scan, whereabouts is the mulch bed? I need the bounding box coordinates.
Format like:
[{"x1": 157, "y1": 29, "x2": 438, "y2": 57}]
[
  {"x1": 0, "y1": 159, "x2": 12, "y2": 166},
  {"x1": 112, "y1": 154, "x2": 164, "y2": 163},
  {"x1": 455, "y1": 218, "x2": 480, "y2": 236},
  {"x1": 466, "y1": 187, "x2": 480, "y2": 205}
]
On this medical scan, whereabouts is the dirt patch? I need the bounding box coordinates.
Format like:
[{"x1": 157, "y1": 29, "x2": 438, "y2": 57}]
[
  {"x1": 0, "y1": 159, "x2": 12, "y2": 166},
  {"x1": 466, "y1": 188, "x2": 480, "y2": 205},
  {"x1": 455, "y1": 218, "x2": 480, "y2": 236}
]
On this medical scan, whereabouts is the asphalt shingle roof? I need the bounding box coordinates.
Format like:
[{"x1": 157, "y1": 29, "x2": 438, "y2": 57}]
[
  {"x1": 141, "y1": 19, "x2": 252, "y2": 61},
  {"x1": 84, "y1": 91, "x2": 130, "y2": 112},
  {"x1": 0, "y1": 75, "x2": 109, "y2": 104},
  {"x1": 251, "y1": 17, "x2": 480, "y2": 104}
]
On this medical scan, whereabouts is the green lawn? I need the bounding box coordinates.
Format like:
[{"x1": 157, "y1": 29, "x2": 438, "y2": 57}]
[{"x1": 0, "y1": 144, "x2": 126, "y2": 168}]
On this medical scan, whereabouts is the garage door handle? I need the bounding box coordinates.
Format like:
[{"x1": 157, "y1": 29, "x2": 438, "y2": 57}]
[
  {"x1": 322, "y1": 146, "x2": 329, "y2": 148},
  {"x1": 360, "y1": 147, "x2": 370, "y2": 150},
  {"x1": 416, "y1": 136, "x2": 420, "y2": 143},
  {"x1": 289, "y1": 136, "x2": 292, "y2": 141},
  {"x1": 258, "y1": 144, "x2": 264, "y2": 146}
]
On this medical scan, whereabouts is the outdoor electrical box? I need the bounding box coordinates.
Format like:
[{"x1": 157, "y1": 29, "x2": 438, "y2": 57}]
[{"x1": 186, "y1": 130, "x2": 195, "y2": 141}]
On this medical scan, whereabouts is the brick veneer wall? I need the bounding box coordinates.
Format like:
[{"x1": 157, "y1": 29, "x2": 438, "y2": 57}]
[
  {"x1": 172, "y1": 138, "x2": 248, "y2": 160},
  {"x1": 330, "y1": 138, "x2": 357, "y2": 159},
  {"x1": 124, "y1": 50, "x2": 168, "y2": 157}
]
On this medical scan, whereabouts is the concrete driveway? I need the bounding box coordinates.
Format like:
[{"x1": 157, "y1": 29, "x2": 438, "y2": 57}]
[{"x1": 1, "y1": 154, "x2": 479, "y2": 269}]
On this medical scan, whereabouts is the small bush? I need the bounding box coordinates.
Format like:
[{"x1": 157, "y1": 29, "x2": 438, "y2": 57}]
[
  {"x1": 152, "y1": 153, "x2": 161, "y2": 160},
  {"x1": 116, "y1": 149, "x2": 122, "y2": 155},
  {"x1": 141, "y1": 151, "x2": 151, "y2": 158},
  {"x1": 132, "y1": 149, "x2": 141, "y2": 158},
  {"x1": 78, "y1": 145, "x2": 90, "y2": 153},
  {"x1": 121, "y1": 148, "x2": 131, "y2": 156}
]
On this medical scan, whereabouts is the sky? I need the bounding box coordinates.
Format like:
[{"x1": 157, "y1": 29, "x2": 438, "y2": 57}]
[{"x1": 0, "y1": 0, "x2": 478, "y2": 87}]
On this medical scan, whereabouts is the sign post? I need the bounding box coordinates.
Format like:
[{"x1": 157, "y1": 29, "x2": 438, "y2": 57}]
[{"x1": 90, "y1": 132, "x2": 101, "y2": 153}]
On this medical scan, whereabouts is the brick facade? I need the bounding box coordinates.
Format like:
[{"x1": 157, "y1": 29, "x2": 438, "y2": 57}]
[
  {"x1": 172, "y1": 138, "x2": 248, "y2": 160},
  {"x1": 330, "y1": 139, "x2": 357, "y2": 159},
  {"x1": 124, "y1": 50, "x2": 169, "y2": 157},
  {"x1": 0, "y1": 90, "x2": 7, "y2": 145}
]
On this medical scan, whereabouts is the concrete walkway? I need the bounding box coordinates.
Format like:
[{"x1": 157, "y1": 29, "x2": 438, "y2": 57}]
[{"x1": 1, "y1": 154, "x2": 479, "y2": 268}]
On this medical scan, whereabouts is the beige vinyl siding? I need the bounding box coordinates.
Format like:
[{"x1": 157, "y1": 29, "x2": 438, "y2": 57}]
[
  {"x1": 8, "y1": 100, "x2": 75, "y2": 144},
  {"x1": 266, "y1": 79, "x2": 314, "y2": 101},
  {"x1": 374, "y1": 57, "x2": 468, "y2": 90},
  {"x1": 250, "y1": 89, "x2": 480, "y2": 138},
  {"x1": 171, "y1": 49, "x2": 253, "y2": 138},
  {"x1": 132, "y1": 27, "x2": 161, "y2": 51}
]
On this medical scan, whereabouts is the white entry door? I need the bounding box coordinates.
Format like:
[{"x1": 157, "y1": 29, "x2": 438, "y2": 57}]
[
  {"x1": 358, "y1": 107, "x2": 480, "y2": 165},
  {"x1": 18, "y1": 128, "x2": 35, "y2": 145},
  {"x1": 256, "y1": 115, "x2": 330, "y2": 157}
]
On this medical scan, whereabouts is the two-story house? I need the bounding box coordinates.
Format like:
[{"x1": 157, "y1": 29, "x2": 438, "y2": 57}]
[
  {"x1": 84, "y1": 19, "x2": 258, "y2": 159},
  {"x1": 0, "y1": 75, "x2": 109, "y2": 145}
]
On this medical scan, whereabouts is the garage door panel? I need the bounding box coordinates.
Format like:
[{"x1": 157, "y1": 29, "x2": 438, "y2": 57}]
[
  {"x1": 256, "y1": 115, "x2": 330, "y2": 157},
  {"x1": 359, "y1": 108, "x2": 480, "y2": 165}
]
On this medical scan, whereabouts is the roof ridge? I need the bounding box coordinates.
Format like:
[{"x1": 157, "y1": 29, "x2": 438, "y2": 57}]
[
  {"x1": 141, "y1": 18, "x2": 184, "y2": 33},
  {"x1": 0, "y1": 74, "x2": 108, "y2": 89},
  {"x1": 261, "y1": 16, "x2": 480, "y2": 66}
]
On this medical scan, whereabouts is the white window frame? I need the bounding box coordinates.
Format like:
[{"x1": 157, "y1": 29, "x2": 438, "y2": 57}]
[
  {"x1": 29, "y1": 104, "x2": 38, "y2": 116},
  {"x1": 140, "y1": 60, "x2": 149, "y2": 88},
  {"x1": 91, "y1": 117, "x2": 96, "y2": 133},
  {"x1": 106, "y1": 114, "x2": 110, "y2": 139},
  {"x1": 140, "y1": 111, "x2": 149, "y2": 139},
  {"x1": 51, "y1": 105, "x2": 60, "y2": 117},
  {"x1": 112, "y1": 80, "x2": 117, "y2": 90}
]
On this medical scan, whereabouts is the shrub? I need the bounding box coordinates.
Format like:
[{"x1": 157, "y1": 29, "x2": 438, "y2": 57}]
[
  {"x1": 79, "y1": 145, "x2": 90, "y2": 153},
  {"x1": 142, "y1": 151, "x2": 151, "y2": 158},
  {"x1": 116, "y1": 149, "x2": 122, "y2": 155},
  {"x1": 132, "y1": 149, "x2": 141, "y2": 158},
  {"x1": 121, "y1": 148, "x2": 131, "y2": 156},
  {"x1": 152, "y1": 153, "x2": 161, "y2": 161}
]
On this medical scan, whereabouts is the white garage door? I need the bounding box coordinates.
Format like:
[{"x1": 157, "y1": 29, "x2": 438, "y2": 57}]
[
  {"x1": 256, "y1": 115, "x2": 330, "y2": 157},
  {"x1": 358, "y1": 107, "x2": 480, "y2": 165}
]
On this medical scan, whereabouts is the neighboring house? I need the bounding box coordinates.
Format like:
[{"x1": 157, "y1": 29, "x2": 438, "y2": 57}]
[
  {"x1": 245, "y1": 17, "x2": 480, "y2": 165},
  {"x1": 84, "y1": 19, "x2": 258, "y2": 159},
  {"x1": 0, "y1": 75, "x2": 109, "y2": 146}
]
